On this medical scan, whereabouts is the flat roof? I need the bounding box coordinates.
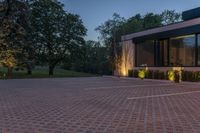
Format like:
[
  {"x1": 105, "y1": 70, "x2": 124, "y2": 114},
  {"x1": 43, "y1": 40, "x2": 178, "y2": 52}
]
[{"x1": 121, "y1": 17, "x2": 200, "y2": 42}]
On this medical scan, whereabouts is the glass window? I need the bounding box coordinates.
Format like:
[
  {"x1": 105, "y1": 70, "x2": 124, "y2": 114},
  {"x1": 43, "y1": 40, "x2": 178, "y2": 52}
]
[
  {"x1": 170, "y1": 35, "x2": 195, "y2": 66},
  {"x1": 155, "y1": 40, "x2": 168, "y2": 66},
  {"x1": 136, "y1": 40, "x2": 154, "y2": 66},
  {"x1": 198, "y1": 34, "x2": 200, "y2": 66}
]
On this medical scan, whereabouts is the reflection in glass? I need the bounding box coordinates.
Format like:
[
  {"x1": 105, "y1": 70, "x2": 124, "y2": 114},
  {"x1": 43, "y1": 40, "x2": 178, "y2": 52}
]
[
  {"x1": 136, "y1": 40, "x2": 154, "y2": 66},
  {"x1": 155, "y1": 40, "x2": 168, "y2": 66},
  {"x1": 198, "y1": 34, "x2": 200, "y2": 66},
  {"x1": 170, "y1": 35, "x2": 195, "y2": 66}
]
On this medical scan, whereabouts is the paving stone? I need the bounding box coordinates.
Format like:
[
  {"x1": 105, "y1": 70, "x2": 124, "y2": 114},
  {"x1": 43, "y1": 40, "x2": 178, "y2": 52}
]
[{"x1": 0, "y1": 77, "x2": 200, "y2": 133}]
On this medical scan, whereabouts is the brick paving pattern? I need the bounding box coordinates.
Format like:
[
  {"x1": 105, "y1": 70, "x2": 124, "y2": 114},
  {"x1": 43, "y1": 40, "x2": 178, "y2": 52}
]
[{"x1": 0, "y1": 77, "x2": 200, "y2": 133}]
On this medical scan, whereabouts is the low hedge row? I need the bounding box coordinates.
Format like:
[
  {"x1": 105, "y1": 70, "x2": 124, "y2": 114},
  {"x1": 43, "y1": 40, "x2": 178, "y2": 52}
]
[{"x1": 128, "y1": 70, "x2": 200, "y2": 82}]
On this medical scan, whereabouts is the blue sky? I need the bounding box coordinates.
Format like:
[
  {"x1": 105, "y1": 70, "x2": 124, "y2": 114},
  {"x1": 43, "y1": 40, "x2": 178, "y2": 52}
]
[{"x1": 60, "y1": 0, "x2": 200, "y2": 41}]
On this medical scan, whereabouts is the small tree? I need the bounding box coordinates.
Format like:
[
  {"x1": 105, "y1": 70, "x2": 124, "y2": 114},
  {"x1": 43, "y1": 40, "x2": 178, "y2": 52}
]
[
  {"x1": 96, "y1": 13, "x2": 125, "y2": 74},
  {"x1": 0, "y1": 0, "x2": 32, "y2": 76},
  {"x1": 0, "y1": 50, "x2": 16, "y2": 77}
]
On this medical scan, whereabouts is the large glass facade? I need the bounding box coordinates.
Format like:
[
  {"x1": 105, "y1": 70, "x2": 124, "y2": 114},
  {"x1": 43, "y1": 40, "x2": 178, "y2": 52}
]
[
  {"x1": 169, "y1": 35, "x2": 195, "y2": 66},
  {"x1": 198, "y1": 34, "x2": 200, "y2": 66},
  {"x1": 155, "y1": 40, "x2": 168, "y2": 66},
  {"x1": 135, "y1": 34, "x2": 198, "y2": 67},
  {"x1": 136, "y1": 40, "x2": 154, "y2": 66}
]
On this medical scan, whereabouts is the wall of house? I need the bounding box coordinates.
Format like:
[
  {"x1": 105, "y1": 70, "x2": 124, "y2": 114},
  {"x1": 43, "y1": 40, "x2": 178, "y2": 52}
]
[
  {"x1": 116, "y1": 38, "x2": 200, "y2": 76},
  {"x1": 119, "y1": 40, "x2": 135, "y2": 76}
]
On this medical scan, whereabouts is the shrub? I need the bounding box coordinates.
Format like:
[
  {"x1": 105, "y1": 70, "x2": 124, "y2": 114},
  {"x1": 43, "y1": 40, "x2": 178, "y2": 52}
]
[
  {"x1": 195, "y1": 71, "x2": 200, "y2": 82},
  {"x1": 128, "y1": 69, "x2": 200, "y2": 82},
  {"x1": 153, "y1": 70, "x2": 160, "y2": 79},
  {"x1": 133, "y1": 70, "x2": 138, "y2": 78},
  {"x1": 159, "y1": 71, "x2": 165, "y2": 79},
  {"x1": 174, "y1": 70, "x2": 181, "y2": 83},
  {"x1": 180, "y1": 71, "x2": 200, "y2": 82},
  {"x1": 128, "y1": 70, "x2": 133, "y2": 77},
  {"x1": 146, "y1": 70, "x2": 153, "y2": 79},
  {"x1": 168, "y1": 70, "x2": 175, "y2": 81},
  {"x1": 138, "y1": 69, "x2": 145, "y2": 79},
  {"x1": 183, "y1": 71, "x2": 193, "y2": 82}
]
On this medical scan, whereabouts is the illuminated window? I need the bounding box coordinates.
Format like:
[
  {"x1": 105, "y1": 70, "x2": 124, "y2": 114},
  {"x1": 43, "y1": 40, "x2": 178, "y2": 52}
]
[{"x1": 169, "y1": 35, "x2": 195, "y2": 66}]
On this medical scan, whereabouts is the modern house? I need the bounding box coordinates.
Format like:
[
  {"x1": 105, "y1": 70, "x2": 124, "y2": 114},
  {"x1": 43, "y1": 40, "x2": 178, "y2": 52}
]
[{"x1": 119, "y1": 7, "x2": 200, "y2": 76}]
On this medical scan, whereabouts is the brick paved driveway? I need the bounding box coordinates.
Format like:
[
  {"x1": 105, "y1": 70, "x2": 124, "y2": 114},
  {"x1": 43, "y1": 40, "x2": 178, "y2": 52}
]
[{"x1": 0, "y1": 77, "x2": 200, "y2": 133}]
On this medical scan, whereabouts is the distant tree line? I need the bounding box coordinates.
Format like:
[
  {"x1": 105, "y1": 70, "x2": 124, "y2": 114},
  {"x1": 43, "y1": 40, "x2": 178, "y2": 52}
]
[{"x1": 0, "y1": 0, "x2": 182, "y2": 76}]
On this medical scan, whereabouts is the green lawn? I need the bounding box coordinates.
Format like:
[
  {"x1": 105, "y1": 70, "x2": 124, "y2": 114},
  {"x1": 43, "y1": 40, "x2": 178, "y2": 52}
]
[{"x1": 0, "y1": 67, "x2": 97, "y2": 79}]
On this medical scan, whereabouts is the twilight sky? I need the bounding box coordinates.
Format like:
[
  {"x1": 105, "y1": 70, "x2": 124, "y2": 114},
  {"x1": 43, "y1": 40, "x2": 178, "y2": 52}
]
[{"x1": 60, "y1": 0, "x2": 200, "y2": 41}]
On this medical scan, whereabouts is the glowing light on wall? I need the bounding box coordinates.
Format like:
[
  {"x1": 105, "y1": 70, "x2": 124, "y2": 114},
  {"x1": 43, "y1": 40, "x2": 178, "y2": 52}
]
[
  {"x1": 118, "y1": 40, "x2": 135, "y2": 76},
  {"x1": 121, "y1": 67, "x2": 127, "y2": 76}
]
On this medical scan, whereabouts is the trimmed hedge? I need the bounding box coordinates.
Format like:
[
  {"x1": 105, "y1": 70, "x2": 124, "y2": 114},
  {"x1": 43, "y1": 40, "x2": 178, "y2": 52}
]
[
  {"x1": 128, "y1": 69, "x2": 200, "y2": 82},
  {"x1": 128, "y1": 70, "x2": 133, "y2": 77}
]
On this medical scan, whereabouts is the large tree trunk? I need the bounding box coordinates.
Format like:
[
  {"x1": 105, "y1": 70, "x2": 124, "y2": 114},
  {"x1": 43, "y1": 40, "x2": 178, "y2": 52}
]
[
  {"x1": 7, "y1": 67, "x2": 12, "y2": 78},
  {"x1": 48, "y1": 59, "x2": 62, "y2": 76},
  {"x1": 27, "y1": 69, "x2": 32, "y2": 75},
  {"x1": 49, "y1": 65, "x2": 55, "y2": 76},
  {"x1": 26, "y1": 63, "x2": 32, "y2": 75}
]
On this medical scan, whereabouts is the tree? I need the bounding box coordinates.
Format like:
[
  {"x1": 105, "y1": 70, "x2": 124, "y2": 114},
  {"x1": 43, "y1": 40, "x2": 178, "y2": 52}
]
[
  {"x1": 0, "y1": 50, "x2": 16, "y2": 77},
  {"x1": 81, "y1": 40, "x2": 109, "y2": 74},
  {"x1": 143, "y1": 13, "x2": 162, "y2": 29},
  {"x1": 62, "y1": 40, "x2": 110, "y2": 74},
  {"x1": 30, "y1": 0, "x2": 87, "y2": 75},
  {"x1": 122, "y1": 14, "x2": 143, "y2": 34},
  {"x1": 96, "y1": 10, "x2": 182, "y2": 75},
  {"x1": 161, "y1": 10, "x2": 182, "y2": 25},
  {"x1": 95, "y1": 13, "x2": 125, "y2": 74},
  {"x1": 122, "y1": 13, "x2": 162, "y2": 35},
  {"x1": 96, "y1": 12, "x2": 163, "y2": 74},
  {"x1": 0, "y1": 0, "x2": 30, "y2": 77}
]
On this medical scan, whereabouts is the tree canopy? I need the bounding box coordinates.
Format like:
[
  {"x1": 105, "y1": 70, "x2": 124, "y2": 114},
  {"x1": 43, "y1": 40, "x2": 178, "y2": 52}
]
[
  {"x1": 0, "y1": 0, "x2": 31, "y2": 76},
  {"x1": 29, "y1": 0, "x2": 87, "y2": 75}
]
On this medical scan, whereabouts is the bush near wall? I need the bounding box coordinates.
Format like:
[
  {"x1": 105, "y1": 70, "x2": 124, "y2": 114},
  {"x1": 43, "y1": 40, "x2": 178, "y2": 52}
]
[
  {"x1": 128, "y1": 70, "x2": 133, "y2": 77},
  {"x1": 128, "y1": 70, "x2": 138, "y2": 78},
  {"x1": 133, "y1": 70, "x2": 138, "y2": 78},
  {"x1": 182, "y1": 71, "x2": 200, "y2": 82},
  {"x1": 146, "y1": 70, "x2": 167, "y2": 80},
  {"x1": 128, "y1": 69, "x2": 200, "y2": 82}
]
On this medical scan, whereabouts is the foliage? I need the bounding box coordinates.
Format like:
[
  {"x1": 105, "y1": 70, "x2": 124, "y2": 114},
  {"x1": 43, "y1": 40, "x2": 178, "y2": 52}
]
[
  {"x1": 0, "y1": 50, "x2": 16, "y2": 68},
  {"x1": 121, "y1": 14, "x2": 143, "y2": 34},
  {"x1": 182, "y1": 71, "x2": 200, "y2": 82},
  {"x1": 128, "y1": 70, "x2": 133, "y2": 77},
  {"x1": 0, "y1": 0, "x2": 31, "y2": 76},
  {"x1": 168, "y1": 70, "x2": 175, "y2": 81},
  {"x1": 62, "y1": 40, "x2": 111, "y2": 75},
  {"x1": 95, "y1": 13, "x2": 125, "y2": 43},
  {"x1": 95, "y1": 13, "x2": 125, "y2": 73},
  {"x1": 138, "y1": 69, "x2": 146, "y2": 79},
  {"x1": 146, "y1": 70, "x2": 153, "y2": 79},
  {"x1": 133, "y1": 70, "x2": 138, "y2": 78},
  {"x1": 143, "y1": 13, "x2": 162, "y2": 29},
  {"x1": 0, "y1": 1, "x2": 183, "y2": 78},
  {"x1": 174, "y1": 70, "x2": 181, "y2": 83},
  {"x1": 128, "y1": 69, "x2": 200, "y2": 83},
  {"x1": 96, "y1": 10, "x2": 181, "y2": 74},
  {"x1": 161, "y1": 10, "x2": 182, "y2": 25},
  {"x1": 29, "y1": 0, "x2": 87, "y2": 75}
]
